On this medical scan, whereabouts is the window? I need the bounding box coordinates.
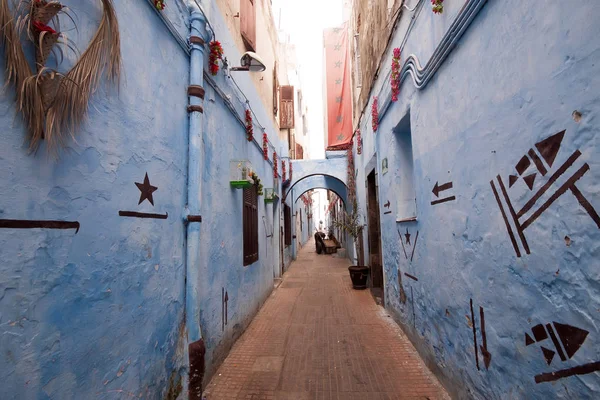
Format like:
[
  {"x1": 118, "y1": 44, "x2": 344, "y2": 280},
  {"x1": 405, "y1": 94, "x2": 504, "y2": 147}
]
[
  {"x1": 284, "y1": 204, "x2": 292, "y2": 246},
  {"x1": 295, "y1": 143, "x2": 304, "y2": 160},
  {"x1": 394, "y1": 111, "x2": 417, "y2": 221},
  {"x1": 243, "y1": 185, "x2": 259, "y2": 265},
  {"x1": 280, "y1": 85, "x2": 295, "y2": 129},
  {"x1": 240, "y1": 0, "x2": 256, "y2": 51}
]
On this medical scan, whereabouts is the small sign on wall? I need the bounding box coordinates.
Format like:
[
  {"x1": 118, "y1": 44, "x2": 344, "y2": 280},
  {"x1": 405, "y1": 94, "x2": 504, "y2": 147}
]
[{"x1": 382, "y1": 158, "x2": 388, "y2": 175}]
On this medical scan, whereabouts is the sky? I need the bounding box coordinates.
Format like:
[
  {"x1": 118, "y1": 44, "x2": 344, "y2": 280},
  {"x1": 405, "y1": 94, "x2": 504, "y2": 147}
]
[{"x1": 272, "y1": 0, "x2": 345, "y2": 160}]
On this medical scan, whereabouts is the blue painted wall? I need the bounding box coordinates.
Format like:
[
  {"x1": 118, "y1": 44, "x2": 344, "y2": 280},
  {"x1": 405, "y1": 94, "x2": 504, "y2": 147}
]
[
  {"x1": 0, "y1": 2, "x2": 190, "y2": 398},
  {"x1": 0, "y1": 0, "x2": 289, "y2": 398},
  {"x1": 195, "y1": 79, "x2": 282, "y2": 380},
  {"x1": 165, "y1": 0, "x2": 288, "y2": 387},
  {"x1": 294, "y1": 198, "x2": 310, "y2": 249},
  {"x1": 353, "y1": 0, "x2": 600, "y2": 398}
]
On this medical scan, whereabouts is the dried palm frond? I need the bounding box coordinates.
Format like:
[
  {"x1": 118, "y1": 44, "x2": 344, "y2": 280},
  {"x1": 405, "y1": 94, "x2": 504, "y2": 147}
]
[
  {"x1": 1, "y1": 0, "x2": 121, "y2": 154},
  {"x1": 46, "y1": 0, "x2": 121, "y2": 151},
  {"x1": 0, "y1": 0, "x2": 39, "y2": 144}
]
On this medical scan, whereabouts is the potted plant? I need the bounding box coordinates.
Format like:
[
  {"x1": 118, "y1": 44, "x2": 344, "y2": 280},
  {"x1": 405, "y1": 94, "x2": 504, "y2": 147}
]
[{"x1": 333, "y1": 200, "x2": 368, "y2": 289}]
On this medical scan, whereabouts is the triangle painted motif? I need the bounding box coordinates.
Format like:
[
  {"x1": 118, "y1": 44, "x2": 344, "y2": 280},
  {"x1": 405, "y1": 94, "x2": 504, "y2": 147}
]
[
  {"x1": 525, "y1": 333, "x2": 535, "y2": 346},
  {"x1": 553, "y1": 321, "x2": 588, "y2": 359},
  {"x1": 523, "y1": 173, "x2": 537, "y2": 190},
  {"x1": 535, "y1": 130, "x2": 565, "y2": 168},
  {"x1": 509, "y1": 175, "x2": 519, "y2": 188},
  {"x1": 540, "y1": 346, "x2": 556, "y2": 365}
]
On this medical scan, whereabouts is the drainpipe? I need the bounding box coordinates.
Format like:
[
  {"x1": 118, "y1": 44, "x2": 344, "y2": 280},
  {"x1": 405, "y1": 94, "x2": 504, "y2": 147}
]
[{"x1": 185, "y1": 5, "x2": 209, "y2": 399}]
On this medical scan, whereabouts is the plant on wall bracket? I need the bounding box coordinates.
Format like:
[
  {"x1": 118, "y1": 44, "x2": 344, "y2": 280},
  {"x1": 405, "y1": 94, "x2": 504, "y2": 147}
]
[
  {"x1": 432, "y1": 0, "x2": 444, "y2": 14},
  {"x1": 250, "y1": 171, "x2": 263, "y2": 196}
]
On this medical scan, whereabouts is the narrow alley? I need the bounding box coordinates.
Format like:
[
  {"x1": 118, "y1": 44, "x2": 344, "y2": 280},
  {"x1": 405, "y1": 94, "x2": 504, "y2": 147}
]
[
  {"x1": 203, "y1": 239, "x2": 449, "y2": 400},
  {"x1": 1, "y1": 0, "x2": 600, "y2": 399}
]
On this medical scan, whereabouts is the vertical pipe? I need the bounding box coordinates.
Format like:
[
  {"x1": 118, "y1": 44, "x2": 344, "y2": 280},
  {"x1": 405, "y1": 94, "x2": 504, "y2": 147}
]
[
  {"x1": 187, "y1": 6, "x2": 208, "y2": 351},
  {"x1": 187, "y1": 7, "x2": 209, "y2": 400}
]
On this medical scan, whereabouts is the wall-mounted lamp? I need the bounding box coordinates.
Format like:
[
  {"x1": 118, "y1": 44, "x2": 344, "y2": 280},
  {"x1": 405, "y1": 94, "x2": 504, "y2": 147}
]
[{"x1": 229, "y1": 51, "x2": 266, "y2": 72}]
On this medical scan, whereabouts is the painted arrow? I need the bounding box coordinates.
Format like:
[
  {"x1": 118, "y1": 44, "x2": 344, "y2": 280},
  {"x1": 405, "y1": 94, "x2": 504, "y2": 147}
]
[
  {"x1": 432, "y1": 181, "x2": 453, "y2": 197},
  {"x1": 479, "y1": 306, "x2": 492, "y2": 369},
  {"x1": 224, "y1": 291, "x2": 229, "y2": 326},
  {"x1": 384, "y1": 200, "x2": 390, "y2": 208}
]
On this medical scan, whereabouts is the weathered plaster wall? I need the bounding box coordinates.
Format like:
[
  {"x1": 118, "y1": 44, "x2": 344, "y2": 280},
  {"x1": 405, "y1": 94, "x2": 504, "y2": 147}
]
[
  {"x1": 0, "y1": 0, "x2": 291, "y2": 397},
  {"x1": 188, "y1": 0, "x2": 288, "y2": 386},
  {"x1": 284, "y1": 158, "x2": 348, "y2": 198},
  {"x1": 294, "y1": 199, "x2": 310, "y2": 249},
  {"x1": 290, "y1": 175, "x2": 348, "y2": 208},
  {"x1": 349, "y1": 0, "x2": 401, "y2": 125},
  {"x1": 0, "y1": 2, "x2": 190, "y2": 399},
  {"x1": 353, "y1": 0, "x2": 600, "y2": 398},
  {"x1": 213, "y1": 0, "x2": 285, "y2": 133},
  {"x1": 195, "y1": 82, "x2": 279, "y2": 383}
]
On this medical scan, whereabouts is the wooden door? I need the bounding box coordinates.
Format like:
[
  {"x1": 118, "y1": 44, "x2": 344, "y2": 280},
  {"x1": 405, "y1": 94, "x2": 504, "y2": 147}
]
[{"x1": 366, "y1": 170, "x2": 384, "y2": 302}]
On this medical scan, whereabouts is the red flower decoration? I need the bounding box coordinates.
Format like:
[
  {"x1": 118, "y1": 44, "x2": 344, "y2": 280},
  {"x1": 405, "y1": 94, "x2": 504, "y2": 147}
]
[
  {"x1": 262, "y1": 132, "x2": 268, "y2": 160},
  {"x1": 431, "y1": 0, "x2": 444, "y2": 14},
  {"x1": 245, "y1": 109, "x2": 253, "y2": 142},
  {"x1": 289, "y1": 161, "x2": 293, "y2": 181},
  {"x1": 32, "y1": 20, "x2": 57, "y2": 34},
  {"x1": 371, "y1": 97, "x2": 379, "y2": 133},
  {"x1": 154, "y1": 0, "x2": 166, "y2": 11},
  {"x1": 347, "y1": 144, "x2": 356, "y2": 203},
  {"x1": 356, "y1": 129, "x2": 362, "y2": 155},
  {"x1": 391, "y1": 48, "x2": 401, "y2": 102},
  {"x1": 209, "y1": 41, "x2": 224, "y2": 76},
  {"x1": 282, "y1": 160, "x2": 287, "y2": 182},
  {"x1": 273, "y1": 152, "x2": 279, "y2": 178}
]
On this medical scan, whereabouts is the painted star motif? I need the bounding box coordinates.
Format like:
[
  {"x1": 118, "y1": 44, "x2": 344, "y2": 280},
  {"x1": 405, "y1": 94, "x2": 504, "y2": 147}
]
[
  {"x1": 135, "y1": 173, "x2": 158, "y2": 206},
  {"x1": 337, "y1": 133, "x2": 345, "y2": 141},
  {"x1": 334, "y1": 61, "x2": 342, "y2": 68},
  {"x1": 335, "y1": 96, "x2": 342, "y2": 103},
  {"x1": 405, "y1": 229, "x2": 411, "y2": 245},
  {"x1": 336, "y1": 115, "x2": 343, "y2": 123},
  {"x1": 334, "y1": 44, "x2": 341, "y2": 51},
  {"x1": 335, "y1": 78, "x2": 342, "y2": 85}
]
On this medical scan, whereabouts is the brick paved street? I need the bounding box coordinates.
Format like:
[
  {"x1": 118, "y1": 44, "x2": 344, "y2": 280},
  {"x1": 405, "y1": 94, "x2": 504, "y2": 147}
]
[{"x1": 203, "y1": 239, "x2": 450, "y2": 400}]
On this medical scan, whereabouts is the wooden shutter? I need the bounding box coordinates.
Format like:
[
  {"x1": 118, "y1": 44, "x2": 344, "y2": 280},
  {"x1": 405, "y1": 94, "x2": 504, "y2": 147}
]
[
  {"x1": 240, "y1": 0, "x2": 256, "y2": 51},
  {"x1": 273, "y1": 62, "x2": 279, "y2": 116},
  {"x1": 295, "y1": 144, "x2": 304, "y2": 160},
  {"x1": 279, "y1": 85, "x2": 295, "y2": 129},
  {"x1": 243, "y1": 185, "x2": 259, "y2": 266},
  {"x1": 284, "y1": 204, "x2": 292, "y2": 246}
]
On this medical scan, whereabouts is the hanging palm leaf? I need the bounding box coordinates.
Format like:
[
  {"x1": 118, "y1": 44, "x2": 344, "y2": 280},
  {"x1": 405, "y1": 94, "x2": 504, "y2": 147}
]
[{"x1": 0, "y1": 0, "x2": 121, "y2": 154}]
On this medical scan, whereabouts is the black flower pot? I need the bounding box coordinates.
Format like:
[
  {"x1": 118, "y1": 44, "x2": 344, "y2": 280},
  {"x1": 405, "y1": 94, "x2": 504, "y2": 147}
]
[{"x1": 348, "y1": 266, "x2": 369, "y2": 289}]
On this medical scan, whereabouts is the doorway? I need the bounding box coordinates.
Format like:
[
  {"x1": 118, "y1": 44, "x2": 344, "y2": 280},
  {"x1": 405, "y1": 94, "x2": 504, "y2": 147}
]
[{"x1": 366, "y1": 169, "x2": 384, "y2": 305}]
